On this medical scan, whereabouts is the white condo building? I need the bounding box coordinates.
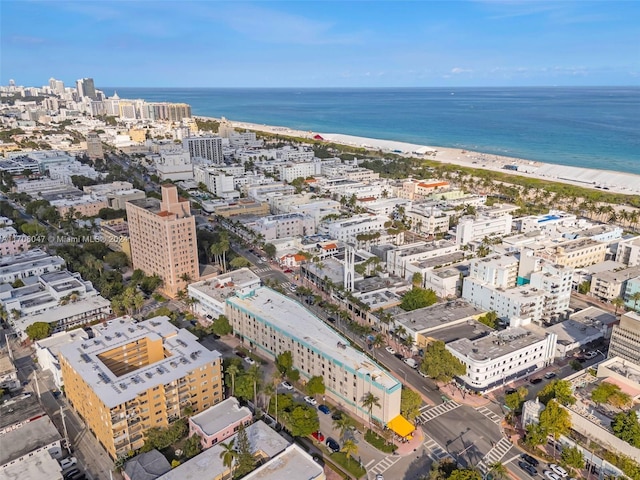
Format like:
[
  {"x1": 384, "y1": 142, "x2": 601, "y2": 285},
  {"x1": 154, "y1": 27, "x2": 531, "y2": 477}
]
[
  {"x1": 320, "y1": 214, "x2": 389, "y2": 244},
  {"x1": 447, "y1": 327, "x2": 556, "y2": 392},
  {"x1": 225, "y1": 286, "x2": 402, "y2": 424},
  {"x1": 468, "y1": 254, "x2": 519, "y2": 289},
  {"x1": 183, "y1": 136, "x2": 224, "y2": 164}
]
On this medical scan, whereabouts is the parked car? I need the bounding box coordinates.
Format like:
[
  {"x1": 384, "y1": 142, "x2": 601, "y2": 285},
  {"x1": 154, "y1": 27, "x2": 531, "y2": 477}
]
[
  {"x1": 318, "y1": 404, "x2": 331, "y2": 414},
  {"x1": 518, "y1": 461, "x2": 538, "y2": 476},
  {"x1": 505, "y1": 388, "x2": 517, "y2": 396},
  {"x1": 327, "y1": 317, "x2": 336, "y2": 323},
  {"x1": 304, "y1": 396, "x2": 318, "y2": 406},
  {"x1": 59, "y1": 457, "x2": 77, "y2": 469},
  {"x1": 544, "y1": 471, "x2": 562, "y2": 480},
  {"x1": 331, "y1": 411, "x2": 343, "y2": 421},
  {"x1": 584, "y1": 351, "x2": 598, "y2": 359},
  {"x1": 63, "y1": 468, "x2": 81, "y2": 480},
  {"x1": 521, "y1": 453, "x2": 539, "y2": 466},
  {"x1": 385, "y1": 346, "x2": 396, "y2": 355},
  {"x1": 244, "y1": 357, "x2": 256, "y2": 365},
  {"x1": 235, "y1": 351, "x2": 247, "y2": 358},
  {"x1": 549, "y1": 464, "x2": 568, "y2": 478},
  {"x1": 544, "y1": 371, "x2": 557, "y2": 379},
  {"x1": 375, "y1": 475, "x2": 384, "y2": 480},
  {"x1": 280, "y1": 381, "x2": 294, "y2": 391},
  {"x1": 326, "y1": 437, "x2": 340, "y2": 453},
  {"x1": 284, "y1": 269, "x2": 293, "y2": 273},
  {"x1": 530, "y1": 377, "x2": 543, "y2": 384},
  {"x1": 394, "y1": 353, "x2": 404, "y2": 360},
  {"x1": 418, "y1": 370, "x2": 428, "y2": 378},
  {"x1": 312, "y1": 431, "x2": 325, "y2": 442},
  {"x1": 403, "y1": 357, "x2": 418, "y2": 369}
]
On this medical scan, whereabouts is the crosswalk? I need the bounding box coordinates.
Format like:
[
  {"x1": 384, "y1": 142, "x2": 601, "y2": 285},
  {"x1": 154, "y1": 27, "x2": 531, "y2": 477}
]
[
  {"x1": 368, "y1": 454, "x2": 401, "y2": 475},
  {"x1": 476, "y1": 437, "x2": 513, "y2": 473},
  {"x1": 423, "y1": 433, "x2": 454, "y2": 463},
  {"x1": 417, "y1": 400, "x2": 461, "y2": 423},
  {"x1": 475, "y1": 405, "x2": 503, "y2": 424},
  {"x1": 252, "y1": 266, "x2": 272, "y2": 274}
]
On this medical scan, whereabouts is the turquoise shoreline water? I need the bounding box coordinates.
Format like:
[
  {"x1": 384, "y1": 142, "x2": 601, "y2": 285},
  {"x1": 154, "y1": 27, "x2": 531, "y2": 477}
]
[{"x1": 109, "y1": 87, "x2": 640, "y2": 175}]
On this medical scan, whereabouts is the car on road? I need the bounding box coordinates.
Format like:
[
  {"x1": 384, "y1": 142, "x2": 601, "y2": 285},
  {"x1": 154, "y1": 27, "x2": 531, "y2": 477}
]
[
  {"x1": 505, "y1": 388, "x2": 517, "y2": 396},
  {"x1": 385, "y1": 346, "x2": 396, "y2": 355},
  {"x1": 544, "y1": 371, "x2": 557, "y2": 379},
  {"x1": 304, "y1": 396, "x2": 318, "y2": 406},
  {"x1": 311, "y1": 431, "x2": 325, "y2": 442},
  {"x1": 549, "y1": 464, "x2": 568, "y2": 477},
  {"x1": 544, "y1": 471, "x2": 562, "y2": 480},
  {"x1": 418, "y1": 370, "x2": 428, "y2": 378},
  {"x1": 244, "y1": 357, "x2": 256, "y2": 365},
  {"x1": 327, "y1": 317, "x2": 336, "y2": 323},
  {"x1": 375, "y1": 475, "x2": 384, "y2": 480},
  {"x1": 235, "y1": 351, "x2": 247, "y2": 358},
  {"x1": 63, "y1": 468, "x2": 81, "y2": 480},
  {"x1": 260, "y1": 256, "x2": 267, "y2": 262},
  {"x1": 289, "y1": 285, "x2": 297, "y2": 293},
  {"x1": 530, "y1": 377, "x2": 543, "y2": 384},
  {"x1": 59, "y1": 457, "x2": 77, "y2": 469},
  {"x1": 281, "y1": 381, "x2": 294, "y2": 390},
  {"x1": 326, "y1": 437, "x2": 340, "y2": 453},
  {"x1": 284, "y1": 269, "x2": 293, "y2": 273},
  {"x1": 318, "y1": 404, "x2": 331, "y2": 414},
  {"x1": 521, "y1": 453, "x2": 539, "y2": 466},
  {"x1": 403, "y1": 357, "x2": 418, "y2": 369},
  {"x1": 584, "y1": 351, "x2": 598, "y2": 359},
  {"x1": 518, "y1": 461, "x2": 538, "y2": 476}
]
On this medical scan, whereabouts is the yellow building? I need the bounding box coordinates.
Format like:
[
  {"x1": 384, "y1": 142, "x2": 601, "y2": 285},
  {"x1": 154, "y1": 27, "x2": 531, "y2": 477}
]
[
  {"x1": 126, "y1": 185, "x2": 199, "y2": 297},
  {"x1": 541, "y1": 238, "x2": 607, "y2": 269},
  {"x1": 59, "y1": 317, "x2": 223, "y2": 459},
  {"x1": 128, "y1": 128, "x2": 147, "y2": 143},
  {"x1": 213, "y1": 199, "x2": 270, "y2": 218},
  {"x1": 99, "y1": 218, "x2": 131, "y2": 258}
]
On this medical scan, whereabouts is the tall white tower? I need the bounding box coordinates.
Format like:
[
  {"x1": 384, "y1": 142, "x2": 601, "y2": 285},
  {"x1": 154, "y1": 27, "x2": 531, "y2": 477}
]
[{"x1": 343, "y1": 245, "x2": 355, "y2": 292}]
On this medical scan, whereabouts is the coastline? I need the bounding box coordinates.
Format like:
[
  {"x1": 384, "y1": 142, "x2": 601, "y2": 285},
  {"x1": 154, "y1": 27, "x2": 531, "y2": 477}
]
[{"x1": 200, "y1": 116, "x2": 640, "y2": 196}]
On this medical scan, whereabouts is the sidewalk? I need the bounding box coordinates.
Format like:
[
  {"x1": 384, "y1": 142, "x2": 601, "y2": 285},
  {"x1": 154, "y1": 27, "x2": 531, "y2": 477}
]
[
  {"x1": 394, "y1": 426, "x2": 425, "y2": 456},
  {"x1": 435, "y1": 381, "x2": 491, "y2": 408}
]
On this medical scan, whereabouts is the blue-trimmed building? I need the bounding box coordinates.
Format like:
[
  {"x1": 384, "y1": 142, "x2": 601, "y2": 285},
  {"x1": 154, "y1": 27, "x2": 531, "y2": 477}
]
[{"x1": 225, "y1": 286, "x2": 402, "y2": 424}]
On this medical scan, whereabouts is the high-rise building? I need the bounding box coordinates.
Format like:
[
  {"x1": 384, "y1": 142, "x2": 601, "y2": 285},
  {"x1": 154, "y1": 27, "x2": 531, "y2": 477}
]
[
  {"x1": 608, "y1": 311, "x2": 640, "y2": 365},
  {"x1": 184, "y1": 136, "x2": 224, "y2": 164},
  {"x1": 59, "y1": 317, "x2": 223, "y2": 459},
  {"x1": 76, "y1": 77, "x2": 97, "y2": 100},
  {"x1": 125, "y1": 185, "x2": 199, "y2": 297},
  {"x1": 86, "y1": 131, "x2": 104, "y2": 160}
]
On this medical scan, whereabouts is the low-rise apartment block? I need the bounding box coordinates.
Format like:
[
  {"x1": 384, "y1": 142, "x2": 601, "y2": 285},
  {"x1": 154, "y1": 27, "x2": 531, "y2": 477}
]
[
  {"x1": 226, "y1": 286, "x2": 402, "y2": 424},
  {"x1": 590, "y1": 265, "x2": 640, "y2": 302},
  {"x1": 456, "y1": 210, "x2": 513, "y2": 245},
  {"x1": 447, "y1": 327, "x2": 556, "y2": 392},
  {"x1": 59, "y1": 317, "x2": 223, "y2": 459},
  {"x1": 540, "y1": 238, "x2": 607, "y2": 269},
  {"x1": 320, "y1": 214, "x2": 389, "y2": 244},
  {"x1": 188, "y1": 396, "x2": 252, "y2": 449},
  {"x1": 249, "y1": 212, "x2": 316, "y2": 241},
  {"x1": 616, "y1": 236, "x2": 640, "y2": 267},
  {"x1": 468, "y1": 253, "x2": 519, "y2": 289},
  {"x1": 386, "y1": 241, "x2": 460, "y2": 278},
  {"x1": 50, "y1": 194, "x2": 108, "y2": 218}
]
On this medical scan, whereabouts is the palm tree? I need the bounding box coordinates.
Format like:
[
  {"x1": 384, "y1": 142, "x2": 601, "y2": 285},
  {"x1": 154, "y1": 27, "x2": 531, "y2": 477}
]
[
  {"x1": 632, "y1": 291, "x2": 640, "y2": 312},
  {"x1": 246, "y1": 364, "x2": 261, "y2": 409},
  {"x1": 371, "y1": 333, "x2": 385, "y2": 358},
  {"x1": 263, "y1": 381, "x2": 275, "y2": 412},
  {"x1": 341, "y1": 439, "x2": 359, "y2": 465},
  {"x1": 226, "y1": 363, "x2": 239, "y2": 396},
  {"x1": 219, "y1": 231, "x2": 230, "y2": 272},
  {"x1": 361, "y1": 392, "x2": 381, "y2": 427},
  {"x1": 333, "y1": 414, "x2": 354, "y2": 441},
  {"x1": 612, "y1": 296, "x2": 625, "y2": 315},
  {"x1": 219, "y1": 439, "x2": 237, "y2": 479},
  {"x1": 488, "y1": 462, "x2": 509, "y2": 480}
]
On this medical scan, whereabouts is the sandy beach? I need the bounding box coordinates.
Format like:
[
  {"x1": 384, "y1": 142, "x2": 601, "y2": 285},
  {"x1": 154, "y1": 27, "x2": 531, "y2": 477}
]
[{"x1": 206, "y1": 117, "x2": 640, "y2": 196}]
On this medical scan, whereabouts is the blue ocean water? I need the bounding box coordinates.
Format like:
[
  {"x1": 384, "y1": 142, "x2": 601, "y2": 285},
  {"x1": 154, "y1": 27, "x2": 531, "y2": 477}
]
[{"x1": 110, "y1": 87, "x2": 640, "y2": 175}]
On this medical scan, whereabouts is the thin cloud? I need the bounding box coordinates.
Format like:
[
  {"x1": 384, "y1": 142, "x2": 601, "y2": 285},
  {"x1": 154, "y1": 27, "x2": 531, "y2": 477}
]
[
  {"x1": 451, "y1": 67, "x2": 473, "y2": 74},
  {"x1": 6, "y1": 35, "x2": 47, "y2": 45}
]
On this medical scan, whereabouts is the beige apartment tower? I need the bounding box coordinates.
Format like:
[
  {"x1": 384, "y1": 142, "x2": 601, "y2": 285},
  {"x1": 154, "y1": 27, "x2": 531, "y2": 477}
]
[
  {"x1": 59, "y1": 317, "x2": 223, "y2": 459},
  {"x1": 126, "y1": 185, "x2": 199, "y2": 297},
  {"x1": 86, "y1": 131, "x2": 104, "y2": 160}
]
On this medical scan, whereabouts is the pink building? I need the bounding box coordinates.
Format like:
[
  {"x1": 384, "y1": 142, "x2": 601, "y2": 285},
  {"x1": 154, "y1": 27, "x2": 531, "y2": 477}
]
[
  {"x1": 126, "y1": 184, "x2": 199, "y2": 297},
  {"x1": 188, "y1": 396, "x2": 252, "y2": 449},
  {"x1": 0, "y1": 226, "x2": 29, "y2": 255}
]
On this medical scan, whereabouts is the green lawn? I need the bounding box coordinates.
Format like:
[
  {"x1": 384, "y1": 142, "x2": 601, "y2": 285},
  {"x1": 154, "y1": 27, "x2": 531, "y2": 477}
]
[{"x1": 330, "y1": 452, "x2": 366, "y2": 478}]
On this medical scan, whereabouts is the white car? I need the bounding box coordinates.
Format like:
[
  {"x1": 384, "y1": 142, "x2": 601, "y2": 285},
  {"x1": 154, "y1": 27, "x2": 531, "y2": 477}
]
[
  {"x1": 385, "y1": 346, "x2": 396, "y2": 355},
  {"x1": 544, "y1": 470, "x2": 562, "y2": 480},
  {"x1": 281, "y1": 381, "x2": 294, "y2": 390},
  {"x1": 244, "y1": 357, "x2": 256, "y2": 365},
  {"x1": 418, "y1": 370, "x2": 428, "y2": 378},
  {"x1": 59, "y1": 457, "x2": 77, "y2": 469},
  {"x1": 549, "y1": 464, "x2": 568, "y2": 478},
  {"x1": 584, "y1": 351, "x2": 598, "y2": 359},
  {"x1": 304, "y1": 396, "x2": 318, "y2": 406}
]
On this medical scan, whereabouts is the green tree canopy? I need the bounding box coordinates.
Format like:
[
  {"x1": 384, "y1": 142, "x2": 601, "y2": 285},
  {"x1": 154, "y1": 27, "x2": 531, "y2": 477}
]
[
  {"x1": 612, "y1": 410, "x2": 640, "y2": 448},
  {"x1": 449, "y1": 469, "x2": 483, "y2": 480},
  {"x1": 561, "y1": 446, "x2": 585, "y2": 471},
  {"x1": 211, "y1": 315, "x2": 233, "y2": 336},
  {"x1": 539, "y1": 399, "x2": 571, "y2": 441},
  {"x1": 420, "y1": 340, "x2": 466, "y2": 383},
  {"x1": 524, "y1": 423, "x2": 547, "y2": 448},
  {"x1": 234, "y1": 424, "x2": 256, "y2": 477},
  {"x1": 538, "y1": 379, "x2": 576, "y2": 406},
  {"x1": 183, "y1": 435, "x2": 202, "y2": 459},
  {"x1": 400, "y1": 287, "x2": 438, "y2": 311},
  {"x1": 591, "y1": 382, "x2": 632, "y2": 408},
  {"x1": 505, "y1": 387, "x2": 528, "y2": 414},
  {"x1": 287, "y1": 404, "x2": 320, "y2": 437},
  {"x1": 276, "y1": 351, "x2": 293, "y2": 376},
  {"x1": 400, "y1": 387, "x2": 422, "y2": 422},
  {"x1": 477, "y1": 311, "x2": 499, "y2": 329},
  {"x1": 263, "y1": 243, "x2": 276, "y2": 258},
  {"x1": 229, "y1": 256, "x2": 251, "y2": 269},
  {"x1": 25, "y1": 321, "x2": 52, "y2": 341},
  {"x1": 306, "y1": 376, "x2": 325, "y2": 397}
]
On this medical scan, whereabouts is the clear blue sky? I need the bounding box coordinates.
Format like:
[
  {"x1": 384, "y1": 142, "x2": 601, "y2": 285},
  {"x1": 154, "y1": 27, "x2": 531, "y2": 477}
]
[{"x1": 2, "y1": 0, "x2": 638, "y2": 88}]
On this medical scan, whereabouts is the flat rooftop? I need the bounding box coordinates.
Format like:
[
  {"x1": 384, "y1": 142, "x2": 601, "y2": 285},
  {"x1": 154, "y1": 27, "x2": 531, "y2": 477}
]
[
  {"x1": 544, "y1": 319, "x2": 603, "y2": 346},
  {"x1": 58, "y1": 317, "x2": 222, "y2": 408},
  {"x1": 394, "y1": 240, "x2": 458, "y2": 257},
  {"x1": 189, "y1": 397, "x2": 251, "y2": 436},
  {"x1": 0, "y1": 448, "x2": 62, "y2": 480},
  {"x1": 0, "y1": 249, "x2": 64, "y2": 278},
  {"x1": 158, "y1": 421, "x2": 288, "y2": 480},
  {"x1": 448, "y1": 327, "x2": 547, "y2": 361},
  {"x1": 242, "y1": 444, "x2": 323, "y2": 480},
  {"x1": 559, "y1": 237, "x2": 603, "y2": 253},
  {"x1": 0, "y1": 394, "x2": 43, "y2": 430},
  {"x1": 0, "y1": 415, "x2": 61, "y2": 467},
  {"x1": 414, "y1": 252, "x2": 466, "y2": 269},
  {"x1": 392, "y1": 300, "x2": 485, "y2": 334},
  {"x1": 570, "y1": 306, "x2": 617, "y2": 327},
  {"x1": 13, "y1": 295, "x2": 111, "y2": 331},
  {"x1": 430, "y1": 321, "x2": 493, "y2": 344},
  {"x1": 188, "y1": 268, "x2": 260, "y2": 304},
  {"x1": 228, "y1": 287, "x2": 400, "y2": 391},
  {"x1": 594, "y1": 266, "x2": 640, "y2": 283}
]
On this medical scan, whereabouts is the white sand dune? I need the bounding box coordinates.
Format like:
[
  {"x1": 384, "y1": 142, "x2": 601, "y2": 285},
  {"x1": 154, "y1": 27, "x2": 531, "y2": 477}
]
[{"x1": 207, "y1": 117, "x2": 640, "y2": 195}]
